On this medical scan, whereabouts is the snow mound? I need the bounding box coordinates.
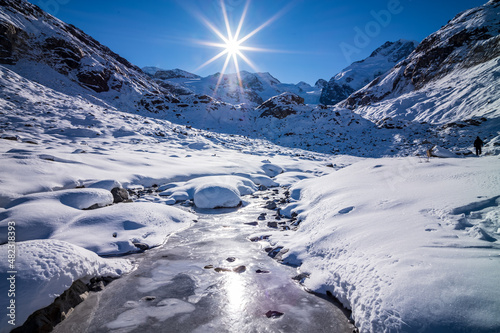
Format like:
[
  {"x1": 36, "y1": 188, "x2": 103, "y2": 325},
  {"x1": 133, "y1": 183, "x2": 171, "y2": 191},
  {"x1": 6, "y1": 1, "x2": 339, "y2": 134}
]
[
  {"x1": 52, "y1": 202, "x2": 195, "y2": 255},
  {"x1": 159, "y1": 176, "x2": 258, "y2": 209},
  {"x1": 0, "y1": 191, "x2": 195, "y2": 255},
  {"x1": 0, "y1": 239, "x2": 132, "y2": 332},
  {"x1": 194, "y1": 183, "x2": 241, "y2": 209},
  {"x1": 5, "y1": 188, "x2": 113, "y2": 210},
  {"x1": 86, "y1": 179, "x2": 123, "y2": 191},
  {"x1": 431, "y1": 145, "x2": 457, "y2": 158},
  {"x1": 261, "y1": 163, "x2": 284, "y2": 177}
]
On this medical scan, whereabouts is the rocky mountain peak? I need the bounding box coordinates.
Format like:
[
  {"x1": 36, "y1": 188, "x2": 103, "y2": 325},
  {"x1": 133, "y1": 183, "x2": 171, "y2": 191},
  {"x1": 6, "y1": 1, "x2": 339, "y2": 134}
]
[
  {"x1": 340, "y1": 0, "x2": 500, "y2": 122},
  {"x1": 314, "y1": 79, "x2": 327, "y2": 89}
]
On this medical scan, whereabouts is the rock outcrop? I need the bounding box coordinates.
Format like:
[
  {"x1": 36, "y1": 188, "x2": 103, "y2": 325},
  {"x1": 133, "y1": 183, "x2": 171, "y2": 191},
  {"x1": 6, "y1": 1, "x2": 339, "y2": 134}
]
[{"x1": 257, "y1": 92, "x2": 304, "y2": 119}]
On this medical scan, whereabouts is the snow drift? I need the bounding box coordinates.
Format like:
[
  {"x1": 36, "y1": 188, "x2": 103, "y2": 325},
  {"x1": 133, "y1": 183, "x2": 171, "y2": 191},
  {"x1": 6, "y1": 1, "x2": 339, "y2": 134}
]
[{"x1": 274, "y1": 157, "x2": 500, "y2": 332}]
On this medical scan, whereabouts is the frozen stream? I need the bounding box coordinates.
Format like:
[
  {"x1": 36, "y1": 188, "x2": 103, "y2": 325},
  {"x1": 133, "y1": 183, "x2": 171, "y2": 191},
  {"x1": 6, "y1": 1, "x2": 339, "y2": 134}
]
[{"x1": 54, "y1": 188, "x2": 356, "y2": 333}]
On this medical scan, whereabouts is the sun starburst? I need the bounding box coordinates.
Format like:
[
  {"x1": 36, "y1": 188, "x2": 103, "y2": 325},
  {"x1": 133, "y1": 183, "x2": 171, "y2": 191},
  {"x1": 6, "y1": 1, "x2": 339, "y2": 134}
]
[{"x1": 194, "y1": 0, "x2": 286, "y2": 95}]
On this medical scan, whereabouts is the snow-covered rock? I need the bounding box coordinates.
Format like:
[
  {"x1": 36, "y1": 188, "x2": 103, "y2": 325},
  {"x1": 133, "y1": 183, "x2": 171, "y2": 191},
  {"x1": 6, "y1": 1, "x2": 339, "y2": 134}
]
[
  {"x1": 159, "y1": 175, "x2": 258, "y2": 209},
  {"x1": 193, "y1": 183, "x2": 241, "y2": 209},
  {"x1": 0, "y1": 239, "x2": 133, "y2": 332},
  {"x1": 429, "y1": 145, "x2": 457, "y2": 158},
  {"x1": 257, "y1": 92, "x2": 305, "y2": 119}
]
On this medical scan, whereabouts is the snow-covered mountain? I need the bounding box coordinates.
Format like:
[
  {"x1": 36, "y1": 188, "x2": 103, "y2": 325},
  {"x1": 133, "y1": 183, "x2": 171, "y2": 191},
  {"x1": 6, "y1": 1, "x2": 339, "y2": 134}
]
[
  {"x1": 340, "y1": 0, "x2": 500, "y2": 124},
  {"x1": 2, "y1": 1, "x2": 500, "y2": 333},
  {"x1": 319, "y1": 39, "x2": 417, "y2": 105},
  {"x1": 0, "y1": 0, "x2": 177, "y2": 113},
  {"x1": 1, "y1": 0, "x2": 499, "y2": 158},
  {"x1": 144, "y1": 67, "x2": 324, "y2": 105}
]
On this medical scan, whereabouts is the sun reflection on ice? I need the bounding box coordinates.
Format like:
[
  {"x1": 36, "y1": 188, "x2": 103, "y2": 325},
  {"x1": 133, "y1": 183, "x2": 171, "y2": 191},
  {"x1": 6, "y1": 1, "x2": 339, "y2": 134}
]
[
  {"x1": 223, "y1": 272, "x2": 248, "y2": 324},
  {"x1": 224, "y1": 274, "x2": 246, "y2": 314}
]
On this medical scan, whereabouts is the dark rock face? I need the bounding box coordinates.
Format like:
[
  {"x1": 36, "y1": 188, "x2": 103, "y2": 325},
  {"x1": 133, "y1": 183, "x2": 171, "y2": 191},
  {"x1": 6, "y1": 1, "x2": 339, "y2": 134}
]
[
  {"x1": 12, "y1": 280, "x2": 89, "y2": 333},
  {"x1": 77, "y1": 70, "x2": 111, "y2": 93},
  {"x1": 257, "y1": 93, "x2": 304, "y2": 119},
  {"x1": 43, "y1": 37, "x2": 84, "y2": 72},
  {"x1": 403, "y1": 26, "x2": 498, "y2": 89},
  {"x1": 319, "y1": 82, "x2": 355, "y2": 106},
  {"x1": 0, "y1": 21, "x2": 28, "y2": 64}
]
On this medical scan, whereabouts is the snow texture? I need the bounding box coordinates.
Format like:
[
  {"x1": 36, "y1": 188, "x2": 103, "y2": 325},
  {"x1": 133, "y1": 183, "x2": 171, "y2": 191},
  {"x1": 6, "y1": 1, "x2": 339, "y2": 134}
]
[
  {"x1": 0, "y1": 240, "x2": 133, "y2": 332},
  {"x1": 274, "y1": 157, "x2": 500, "y2": 332}
]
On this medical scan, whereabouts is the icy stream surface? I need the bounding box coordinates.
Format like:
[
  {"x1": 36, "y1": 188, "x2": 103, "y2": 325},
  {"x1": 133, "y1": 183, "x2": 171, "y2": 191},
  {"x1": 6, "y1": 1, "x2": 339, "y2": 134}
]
[{"x1": 54, "y1": 189, "x2": 355, "y2": 333}]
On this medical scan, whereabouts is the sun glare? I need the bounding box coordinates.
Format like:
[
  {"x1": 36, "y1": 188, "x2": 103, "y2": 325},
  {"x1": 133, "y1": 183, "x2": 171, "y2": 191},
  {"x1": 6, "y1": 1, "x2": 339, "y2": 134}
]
[
  {"x1": 225, "y1": 38, "x2": 241, "y2": 56},
  {"x1": 194, "y1": 0, "x2": 287, "y2": 94}
]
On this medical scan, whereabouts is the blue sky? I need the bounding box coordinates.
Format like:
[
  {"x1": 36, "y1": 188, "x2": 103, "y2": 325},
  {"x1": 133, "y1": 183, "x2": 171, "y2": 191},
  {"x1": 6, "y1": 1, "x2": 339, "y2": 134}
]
[{"x1": 32, "y1": 0, "x2": 487, "y2": 85}]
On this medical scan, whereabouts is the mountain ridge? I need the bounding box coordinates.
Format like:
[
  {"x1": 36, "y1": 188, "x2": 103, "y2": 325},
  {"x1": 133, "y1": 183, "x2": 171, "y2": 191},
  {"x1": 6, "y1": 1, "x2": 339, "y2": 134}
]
[
  {"x1": 319, "y1": 39, "x2": 417, "y2": 105},
  {"x1": 340, "y1": 0, "x2": 500, "y2": 124},
  {"x1": 143, "y1": 67, "x2": 324, "y2": 105}
]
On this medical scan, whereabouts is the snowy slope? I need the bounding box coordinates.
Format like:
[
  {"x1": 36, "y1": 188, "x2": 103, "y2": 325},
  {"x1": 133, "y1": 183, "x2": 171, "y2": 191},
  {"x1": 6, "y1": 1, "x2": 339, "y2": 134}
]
[
  {"x1": 0, "y1": 0, "x2": 175, "y2": 113},
  {"x1": 0, "y1": 61, "x2": 333, "y2": 331},
  {"x1": 341, "y1": 0, "x2": 500, "y2": 124},
  {"x1": 319, "y1": 40, "x2": 417, "y2": 105},
  {"x1": 272, "y1": 157, "x2": 500, "y2": 332}
]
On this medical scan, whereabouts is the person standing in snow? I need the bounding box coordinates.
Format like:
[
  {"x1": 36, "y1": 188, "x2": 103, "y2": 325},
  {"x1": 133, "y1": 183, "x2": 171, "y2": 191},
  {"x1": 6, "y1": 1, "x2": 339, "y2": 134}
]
[{"x1": 473, "y1": 136, "x2": 484, "y2": 156}]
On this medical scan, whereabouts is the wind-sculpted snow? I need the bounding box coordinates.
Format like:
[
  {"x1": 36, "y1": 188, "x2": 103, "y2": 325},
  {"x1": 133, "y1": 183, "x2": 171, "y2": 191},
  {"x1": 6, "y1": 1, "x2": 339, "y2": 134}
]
[{"x1": 272, "y1": 157, "x2": 500, "y2": 332}]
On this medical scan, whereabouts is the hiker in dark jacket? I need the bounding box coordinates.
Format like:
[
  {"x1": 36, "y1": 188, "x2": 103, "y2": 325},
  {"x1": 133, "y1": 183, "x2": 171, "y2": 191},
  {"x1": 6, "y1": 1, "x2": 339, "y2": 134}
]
[{"x1": 474, "y1": 136, "x2": 484, "y2": 156}]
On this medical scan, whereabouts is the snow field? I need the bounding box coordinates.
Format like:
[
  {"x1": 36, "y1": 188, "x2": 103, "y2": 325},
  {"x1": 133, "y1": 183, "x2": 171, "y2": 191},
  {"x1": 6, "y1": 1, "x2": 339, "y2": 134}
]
[{"x1": 273, "y1": 156, "x2": 500, "y2": 332}]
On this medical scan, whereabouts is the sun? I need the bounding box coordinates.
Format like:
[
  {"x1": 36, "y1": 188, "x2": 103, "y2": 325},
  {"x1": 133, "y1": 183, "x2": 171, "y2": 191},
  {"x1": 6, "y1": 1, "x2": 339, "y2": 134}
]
[
  {"x1": 194, "y1": 0, "x2": 286, "y2": 93},
  {"x1": 225, "y1": 38, "x2": 241, "y2": 56}
]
